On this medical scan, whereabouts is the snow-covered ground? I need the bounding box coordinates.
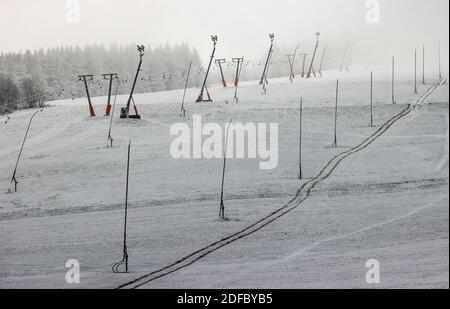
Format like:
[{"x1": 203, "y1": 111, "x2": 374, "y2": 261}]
[{"x1": 0, "y1": 68, "x2": 448, "y2": 289}]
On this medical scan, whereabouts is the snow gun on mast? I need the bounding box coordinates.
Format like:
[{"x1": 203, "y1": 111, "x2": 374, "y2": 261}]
[
  {"x1": 260, "y1": 33, "x2": 275, "y2": 86},
  {"x1": 196, "y1": 35, "x2": 218, "y2": 103},
  {"x1": 120, "y1": 45, "x2": 145, "y2": 119}
]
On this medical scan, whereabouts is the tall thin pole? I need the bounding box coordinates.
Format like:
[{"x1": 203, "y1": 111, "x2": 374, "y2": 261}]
[
  {"x1": 333, "y1": 79, "x2": 339, "y2": 148},
  {"x1": 260, "y1": 34, "x2": 275, "y2": 85},
  {"x1": 220, "y1": 119, "x2": 233, "y2": 221},
  {"x1": 307, "y1": 33, "x2": 320, "y2": 78},
  {"x1": 300, "y1": 54, "x2": 308, "y2": 78},
  {"x1": 370, "y1": 72, "x2": 374, "y2": 127},
  {"x1": 392, "y1": 56, "x2": 396, "y2": 104},
  {"x1": 233, "y1": 57, "x2": 244, "y2": 103},
  {"x1": 123, "y1": 141, "x2": 131, "y2": 272},
  {"x1": 107, "y1": 76, "x2": 113, "y2": 115},
  {"x1": 340, "y1": 42, "x2": 350, "y2": 71},
  {"x1": 439, "y1": 43, "x2": 442, "y2": 80},
  {"x1": 286, "y1": 55, "x2": 294, "y2": 83},
  {"x1": 291, "y1": 45, "x2": 300, "y2": 77},
  {"x1": 298, "y1": 98, "x2": 303, "y2": 180},
  {"x1": 197, "y1": 36, "x2": 217, "y2": 102},
  {"x1": 319, "y1": 45, "x2": 328, "y2": 78},
  {"x1": 423, "y1": 44, "x2": 426, "y2": 85},
  {"x1": 415, "y1": 48, "x2": 418, "y2": 94},
  {"x1": 181, "y1": 61, "x2": 192, "y2": 117},
  {"x1": 112, "y1": 141, "x2": 132, "y2": 274},
  {"x1": 11, "y1": 110, "x2": 41, "y2": 192},
  {"x1": 264, "y1": 42, "x2": 275, "y2": 85},
  {"x1": 107, "y1": 80, "x2": 121, "y2": 147}
]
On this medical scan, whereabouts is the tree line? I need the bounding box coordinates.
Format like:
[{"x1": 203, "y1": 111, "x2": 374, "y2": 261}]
[{"x1": 0, "y1": 43, "x2": 203, "y2": 114}]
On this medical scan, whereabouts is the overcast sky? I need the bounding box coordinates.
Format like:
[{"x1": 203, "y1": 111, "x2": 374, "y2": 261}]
[{"x1": 0, "y1": 0, "x2": 448, "y2": 66}]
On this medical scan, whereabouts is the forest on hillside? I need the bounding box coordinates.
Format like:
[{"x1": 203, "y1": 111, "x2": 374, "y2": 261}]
[
  {"x1": 0, "y1": 41, "x2": 335, "y2": 115},
  {"x1": 0, "y1": 43, "x2": 203, "y2": 114}
]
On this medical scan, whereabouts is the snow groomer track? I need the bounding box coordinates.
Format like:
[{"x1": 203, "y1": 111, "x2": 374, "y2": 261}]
[{"x1": 118, "y1": 79, "x2": 446, "y2": 289}]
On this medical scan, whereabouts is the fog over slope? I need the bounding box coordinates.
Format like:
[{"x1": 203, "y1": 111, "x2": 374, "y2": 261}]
[{"x1": 0, "y1": 0, "x2": 448, "y2": 70}]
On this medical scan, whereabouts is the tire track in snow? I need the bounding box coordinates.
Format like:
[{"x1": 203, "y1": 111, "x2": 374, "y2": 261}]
[
  {"x1": 117, "y1": 79, "x2": 446, "y2": 289},
  {"x1": 260, "y1": 195, "x2": 448, "y2": 268},
  {"x1": 220, "y1": 195, "x2": 448, "y2": 284},
  {"x1": 435, "y1": 113, "x2": 449, "y2": 172}
]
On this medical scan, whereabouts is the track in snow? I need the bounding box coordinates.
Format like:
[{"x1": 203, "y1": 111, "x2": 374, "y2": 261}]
[{"x1": 117, "y1": 79, "x2": 446, "y2": 289}]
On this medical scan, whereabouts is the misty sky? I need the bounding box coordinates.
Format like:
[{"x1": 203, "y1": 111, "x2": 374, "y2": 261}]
[{"x1": 0, "y1": 0, "x2": 448, "y2": 66}]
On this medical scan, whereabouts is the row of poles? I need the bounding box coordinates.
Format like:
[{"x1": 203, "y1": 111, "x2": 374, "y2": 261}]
[
  {"x1": 9, "y1": 40, "x2": 443, "y2": 192},
  {"x1": 13, "y1": 37, "x2": 441, "y2": 118},
  {"x1": 114, "y1": 52, "x2": 443, "y2": 270},
  {"x1": 77, "y1": 45, "x2": 145, "y2": 119},
  {"x1": 7, "y1": 36, "x2": 444, "y2": 273},
  {"x1": 195, "y1": 33, "x2": 330, "y2": 102}
]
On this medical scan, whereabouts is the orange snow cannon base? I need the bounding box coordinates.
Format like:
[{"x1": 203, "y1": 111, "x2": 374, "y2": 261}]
[{"x1": 89, "y1": 104, "x2": 96, "y2": 117}]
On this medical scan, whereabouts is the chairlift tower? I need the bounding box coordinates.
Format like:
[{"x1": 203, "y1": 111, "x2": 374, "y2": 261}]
[
  {"x1": 78, "y1": 74, "x2": 96, "y2": 117},
  {"x1": 232, "y1": 57, "x2": 244, "y2": 103},
  {"x1": 286, "y1": 54, "x2": 295, "y2": 83},
  {"x1": 215, "y1": 58, "x2": 227, "y2": 87},
  {"x1": 299, "y1": 53, "x2": 308, "y2": 78},
  {"x1": 102, "y1": 73, "x2": 118, "y2": 116}
]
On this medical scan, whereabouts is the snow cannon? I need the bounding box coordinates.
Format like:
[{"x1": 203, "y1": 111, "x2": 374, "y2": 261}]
[
  {"x1": 196, "y1": 35, "x2": 218, "y2": 103},
  {"x1": 120, "y1": 45, "x2": 145, "y2": 119}
]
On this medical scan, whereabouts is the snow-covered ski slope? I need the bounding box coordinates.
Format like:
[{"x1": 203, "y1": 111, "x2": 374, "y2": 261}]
[{"x1": 0, "y1": 68, "x2": 448, "y2": 289}]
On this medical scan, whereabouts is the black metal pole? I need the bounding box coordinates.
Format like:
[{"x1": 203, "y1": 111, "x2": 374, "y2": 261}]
[
  {"x1": 233, "y1": 58, "x2": 241, "y2": 87},
  {"x1": 112, "y1": 141, "x2": 132, "y2": 274},
  {"x1": 220, "y1": 119, "x2": 233, "y2": 220},
  {"x1": 123, "y1": 141, "x2": 131, "y2": 272},
  {"x1": 423, "y1": 44, "x2": 425, "y2": 85},
  {"x1": 307, "y1": 33, "x2": 320, "y2": 78},
  {"x1": 260, "y1": 34, "x2": 275, "y2": 85},
  {"x1": 291, "y1": 45, "x2": 300, "y2": 78},
  {"x1": 107, "y1": 80, "x2": 121, "y2": 147},
  {"x1": 124, "y1": 46, "x2": 145, "y2": 117},
  {"x1": 415, "y1": 49, "x2": 418, "y2": 94},
  {"x1": 333, "y1": 79, "x2": 339, "y2": 148},
  {"x1": 108, "y1": 77, "x2": 113, "y2": 109},
  {"x1": 370, "y1": 71, "x2": 374, "y2": 127},
  {"x1": 299, "y1": 98, "x2": 303, "y2": 180},
  {"x1": 439, "y1": 43, "x2": 442, "y2": 80},
  {"x1": 83, "y1": 79, "x2": 92, "y2": 107},
  {"x1": 286, "y1": 55, "x2": 294, "y2": 83},
  {"x1": 197, "y1": 36, "x2": 217, "y2": 102},
  {"x1": 319, "y1": 45, "x2": 328, "y2": 78},
  {"x1": 264, "y1": 45, "x2": 275, "y2": 85},
  {"x1": 392, "y1": 56, "x2": 396, "y2": 104},
  {"x1": 340, "y1": 42, "x2": 350, "y2": 72},
  {"x1": 181, "y1": 61, "x2": 192, "y2": 117},
  {"x1": 300, "y1": 54, "x2": 308, "y2": 78},
  {"x1": 260, "y1": 44, "x2": 273, "y2": 85},
  {"x1": 233, "y1": 57, "x2": 244, "y2": 103},
  {"x1": 11, "y1": 110, "x2": 41, "y2": 192}
]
